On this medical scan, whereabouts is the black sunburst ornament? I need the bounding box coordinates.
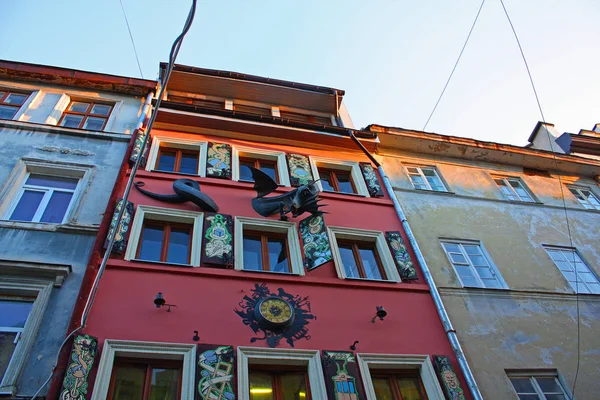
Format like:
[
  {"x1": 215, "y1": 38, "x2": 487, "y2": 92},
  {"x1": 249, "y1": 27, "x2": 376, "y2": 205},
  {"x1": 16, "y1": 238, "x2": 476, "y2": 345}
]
[{"x1": 234, "y1": 283, "x2": 316, "y2": 348}]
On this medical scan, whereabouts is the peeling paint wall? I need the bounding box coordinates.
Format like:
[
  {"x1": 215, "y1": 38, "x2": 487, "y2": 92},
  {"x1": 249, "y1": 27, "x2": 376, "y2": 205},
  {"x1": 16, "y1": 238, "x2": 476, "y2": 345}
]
[{"x1": 378, "y1": 148, "x2": 600, "y2": 399}]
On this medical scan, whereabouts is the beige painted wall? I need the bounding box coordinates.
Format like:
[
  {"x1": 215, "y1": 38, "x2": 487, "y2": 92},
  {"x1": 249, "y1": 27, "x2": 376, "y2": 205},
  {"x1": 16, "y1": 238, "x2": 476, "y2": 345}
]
[{"x1": 378, "y1": 149, "x2": 600, "y2": 399}]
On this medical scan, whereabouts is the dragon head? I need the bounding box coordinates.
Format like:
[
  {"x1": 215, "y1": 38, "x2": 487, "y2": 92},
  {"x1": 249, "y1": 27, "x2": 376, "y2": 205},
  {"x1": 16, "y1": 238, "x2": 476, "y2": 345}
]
[{"x1": 291, "y1": 182, "x2": 326, "y2": 217}]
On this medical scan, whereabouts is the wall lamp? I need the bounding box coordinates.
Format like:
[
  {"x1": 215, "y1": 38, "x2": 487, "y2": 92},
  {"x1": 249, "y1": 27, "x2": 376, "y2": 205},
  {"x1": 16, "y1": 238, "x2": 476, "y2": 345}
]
[
  {"x1": 154, "y1": 292, "x2": 177, "y2": 312},
  {"x1": 371, "y1": 306, "x2": 387, "y2": 323}
]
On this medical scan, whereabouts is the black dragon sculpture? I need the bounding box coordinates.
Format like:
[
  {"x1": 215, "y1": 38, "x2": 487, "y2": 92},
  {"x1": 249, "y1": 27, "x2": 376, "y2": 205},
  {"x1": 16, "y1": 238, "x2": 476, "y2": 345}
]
[
  {"x1": 133, "y1": 179, "x2": 219, "y2": 212},
  {"x1": 248, "y1": 167, "x2": 326, "y2": 220}
]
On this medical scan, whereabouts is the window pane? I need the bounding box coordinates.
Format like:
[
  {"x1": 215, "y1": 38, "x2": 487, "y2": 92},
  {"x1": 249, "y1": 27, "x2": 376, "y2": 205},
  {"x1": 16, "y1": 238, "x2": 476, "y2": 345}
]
[
  {"x1": 26, "y1": 175, "x2": 78, "y2": 190},
  {"x1": 475, "y1": 265, "x2": 494, "y2": 279},
  {"x1": 320, "y1": 172, "x2": 336, "y2": 192},
  {"x1": 280, "y1": 373, "x2": 309, "y2": 400},
  {"x1": 0, "y1": 105, "x2": 18, "y2": 119},
  {"x1": 518, "y1": 396, "x2": 541, "y2": 400},
  {"x1": 443, "y1": 243, "x2": 461, "y2": 253},
  {"x1": 545, "y1": 395, "x2": 565, "y2": 400},
  {"x1": 425, "y1": 174, "x2": 445, "y2": 191},
  {"x1": 463, "y1": 245, "x2": 481, "y2": 255},
  {"x1": 149, "y1": 368, "x2": 179, "y2": 400},
  {"x1": 166, "y1": 227, "x2": 191, "y2": 264},
  {"x1": 536, "y1": 377, "x2": 563, "y2": 393},
  {"x1": 0, "y1": 300, "x2": 33, "y2": 328},
  {"x1": 110, "y1": 365, "x2": 145, "y2": 400},
  {"x1": 359, "y1": 247, "x2": 383, "y2": 280},
  {"x1": 243, "y1": 236, "x2": 263, "y2": 271},
  {"x1": 5, "y1": 93, "x2": 28, "y2": 105},
  {"x1": 339, "y1": 245, "x2": 360, "y2": 278},
  {"x1": 409, "y1": 175, "x2": 428, "y2": 190},
  {"x1": 239, "y1": 161, "x2": 254, "y2": 181},
  {"x1": 157, "y1": 151, "x2": 177, "y2": 172},
  {"x1": 449, "y1": 253, "x2": 468, "y2": 264},
  {"x1": 372, "y1": 378, "x2": 395, "y2": 400},
  {"x1": 69, "y1": 102, "x2": 90, "y2": 113},
  {"x1": 40, "y1": 191, "x2": 73, "y2": 223},
  {"x1": 138, "y1": 226, "x2": 164, "y2": 261},
  {"x1": 0, "y1": 332, "x2": 18, "y2": 383},
  {"x1": 336, "y1": 171, "x2": 354, "y2": 194},
  {"x1": 179, "y1": 153, "x2": 199, "y2": 174},
  {"x1": 469, "y1": 255, "x2": 488, "y2": 267},
  {"x1": 60, "y1": 114, "x2": 84, "y2": 128},
  {"x1": 481, "y1": 277, "x2": 502, "y2": 289},
  {"x1": 83, "y1": 116, "x2": 106, "y2": 131},
  {"x1": 91, "y1": 104, "x2": 111, "y2": 116},
  {"x1": 267, "y1": 237, "x2": 289, "y2": 273},
  {"x1": 510, "y1": 377, "x2": 536, "y2": 393},
  {"x1": 260, "y1": 163, "x2": 278, "y2": 184},
  {"x1": 9, "y1": 190, "x2": 44, "y2": 221},
  {"x1": 249, "y1": 371, "x2": 274, "y2": 400},
  {"x1": 397, "y1": 377, "x2": 426, "y2": 400}
]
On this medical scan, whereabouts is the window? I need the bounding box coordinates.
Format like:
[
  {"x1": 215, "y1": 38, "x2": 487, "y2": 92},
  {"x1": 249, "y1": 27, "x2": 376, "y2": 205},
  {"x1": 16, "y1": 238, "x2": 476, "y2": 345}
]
[
  {"x1": 249, "y1": 367, "x2": 310, "y2": 400},
  {"x1": 125, "y1": 206, "x2": 204, "y2": 267},
  {"x1": 232, "y1": 147, "x2": 290, "y2": 186},
  {"x1": 234, "y1": 217, "x2": 304, "y2": 275},
  {"x1": 156, "y1": 147, "x2": 199, "y2": 175},
  {"x1": 372, "y1": 371, "x2": 427, "y2": 400},
  {"x1": 441, "y1": 241, "x2": 506, "y2": 289},
  {"x1": 137, "y1": 221, "x2": 193, "y2": 265},
  {"x1": 6, "y1": 174, "x2": 79, "y2": 223},
  {"x1": 107, "y1": 358, "x2": 182, "y2": 400},
  {"x1": 508, "y1": 371, "x2": 570, "y2": 400},
  {"x1": 406, "y1": 166, "x2": 447, "y2": 192},
  {"x1": 337, "y1": 240, "x2": 387, "y2": 280},
  {"x1": 237, "y1": 347, "x2": 327, "y2": 400},
  {"x1": 327, "y1": 226, "x2": 401, "y2": 282},
  {"x1": 0, "y1": 300, "x2": 34, "y2": 385},
  {"x1": 568, "y1": 186, "x2": 600, "y2": 210},
  {"x1": 495, "y1": 177, "x2": 535, "y2": 202},
  {"x1": 310, "y1": 157, "x2": 370, "y2": 196},
  {"x1": 58, "y1": 100, "x2": 113, "y2": 130},
  {"x1": 544, "y1": 246, "x2": 600, "y2": 294},
  {"x1": 0, "y1": 90, "x2": 30, "y2": 120},
  {"x1": 91, "y1": 340, "x2": 196, "y2": 400},
  {"x1": 357, "y1": 354, "x2": 445, "y2": 400}
]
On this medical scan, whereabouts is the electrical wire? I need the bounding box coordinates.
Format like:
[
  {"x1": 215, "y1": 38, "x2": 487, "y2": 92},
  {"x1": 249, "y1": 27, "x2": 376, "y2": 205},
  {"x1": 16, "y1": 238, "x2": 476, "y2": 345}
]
[
  {"x1": 30, "y1": 1, "x2": 198, "y2": 398},
  {"x1": 119, "y1": 0, "x2": 145, "y2": 78},
  {"x1": 498, "y1": 0, "x2": 580, "y2": 397},
  {"x1": 423, "y1": 0, "x2": 486, "y2": 131}
]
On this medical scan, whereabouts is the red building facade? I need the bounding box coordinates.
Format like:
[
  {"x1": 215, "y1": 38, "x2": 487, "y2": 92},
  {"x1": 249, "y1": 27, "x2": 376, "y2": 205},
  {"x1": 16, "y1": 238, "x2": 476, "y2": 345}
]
[{"x1": 61, "y1": 66, "x2": 470, "y2": 400}]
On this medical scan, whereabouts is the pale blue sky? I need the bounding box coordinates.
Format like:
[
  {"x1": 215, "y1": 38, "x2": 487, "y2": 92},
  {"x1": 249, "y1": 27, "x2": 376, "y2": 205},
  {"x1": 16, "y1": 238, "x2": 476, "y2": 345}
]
[{"x1": 1, "y1": 0, "x2": 599, "y2": 145}]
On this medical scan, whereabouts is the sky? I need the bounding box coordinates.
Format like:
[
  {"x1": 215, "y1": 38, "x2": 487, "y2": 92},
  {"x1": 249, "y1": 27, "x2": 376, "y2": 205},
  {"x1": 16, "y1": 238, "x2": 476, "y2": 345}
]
[{"x1": 1, "y1": 0, "x2": 599, "y2": 146}]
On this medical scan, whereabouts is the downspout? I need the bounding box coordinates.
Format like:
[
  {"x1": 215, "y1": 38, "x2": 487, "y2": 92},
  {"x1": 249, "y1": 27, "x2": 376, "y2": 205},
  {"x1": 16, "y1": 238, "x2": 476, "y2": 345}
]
[{"x1": 348, "y1": 131, "x2": 483, "y2": 400}]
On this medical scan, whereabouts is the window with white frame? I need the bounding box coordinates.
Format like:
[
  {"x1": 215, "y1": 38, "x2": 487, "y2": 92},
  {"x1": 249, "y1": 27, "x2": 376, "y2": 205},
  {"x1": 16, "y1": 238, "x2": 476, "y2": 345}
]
[
  {"x1": 310, "y1": 157, "x2": 370, "y2": 196},
  {"x1": 0, "y1": 90, "x2": 31, "y2": 120},
  {"x1": 0, "y1": 160, "x2": 93, "y2": 225},
  {"x1": 494, "y1": 177, "x2": 535, "y2": 202},
  {"x1": 406, "y1": 166, "x2": 447, "y2": 192},
  {"x1": 327, "y1": 226, "x2": 401, "y2": 282},
  {"x1": 124, "y1": 205, "x2": 204, "y2": 267},
  {"x1": 544, "y1": 246, "x2": 600, "y2": 294},
  {"x1": 357, "y1": 354, "x2": 445, "y2": 400},
  {"x1": 568, "y1": 186, "x2": 600, "y2": 210},
  {"x1": 441, "y1": 241, "x2": 507, "y2": 289},
  {"x1": 232, "y1": 146, "x2": 290, "y2": 186},
  {"x1": 507, "y1": 370, "x2": 571, "y2": 400},
  {"x1": 146, "y1": 137, "x2": 207, "y2": 176},
  {"x1": 237, "y1": 347, "x2": 327, "y2": 400},
  {"x1": 234, "y1": 216, "x2": 304, "y2": 275}
]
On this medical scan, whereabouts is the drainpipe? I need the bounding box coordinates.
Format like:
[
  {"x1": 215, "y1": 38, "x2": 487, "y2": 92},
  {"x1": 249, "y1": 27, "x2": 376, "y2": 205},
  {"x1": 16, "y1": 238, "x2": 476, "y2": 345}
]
[{"x1": 348, "y1": 131, "x2": 483, "y2": 400}]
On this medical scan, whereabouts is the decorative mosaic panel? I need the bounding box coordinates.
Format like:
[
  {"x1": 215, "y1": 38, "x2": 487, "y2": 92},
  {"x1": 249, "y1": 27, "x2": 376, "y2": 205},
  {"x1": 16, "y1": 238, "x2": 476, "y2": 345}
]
[
  {"x1": 59, "y1": 334, "x2": 98, "y2": 400},
  {"x1": 385, "y1": 231, "x2": 418, "y2": 280},
  {"x1": 202, "y1": 213, "x2": 233, "y2": 267},
  {"x1": 433, "y1": 355, "x2": 466, "y2": 400},
  {"x1": 299, "y1": 213, "x2": 332, "y2": 270},
  {"x1": 129, "y1": 129, "x2": 149, "y2": 167},
  {"x1": 104, "y1": 199, "x2": 134, "y2": 254},
  {"x1": 196, "y1": 344, "x2": 236, "y2": 400},
  {"x1": 322, "y1": 351, "x2": 365, "y2": 400},
  {"x1": 359, "y1": 162, "x2": 384, "y2": 197},
  {"x1": 206, "y1": 142, "x2": 232, "y2": 179},
  {"x1": 286, "y1": 153, "x2": 313, "y2": 186}
]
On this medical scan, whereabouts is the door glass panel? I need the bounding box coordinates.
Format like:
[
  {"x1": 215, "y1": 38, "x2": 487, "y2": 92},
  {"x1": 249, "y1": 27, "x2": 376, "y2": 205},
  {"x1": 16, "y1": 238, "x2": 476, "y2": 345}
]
[
  {"x1": 359, "y1": 247, "x2": 382, "y2": 280},
  {"x1": 60, "y1": 114, "x2": 84, "y2": 128},
  {"x1": 40, "y1": 191, "x2": 73, "y2": 223},
  {"x1": 243, "y1": 236, "x2": 263, "y2": 271},
  {"x1": 179, "y1": 153, "x2": 199, "y2": 174},
  {"x1": 10, "y1": 190, "x2": 44, "y2": 221},
  {"x1": 280, "y1": 373, "x2": 309, "y2": 400},
  {"x1": 166, "y1": 227, "x2": 191, "y2": 264},
  {"x1": 26, "y1": 175, "x2": 78, "y2": 190},
  {"x1": 249, "y1": 371, "x2": 274, "y2": 400},
  {"x1": 110, "y1": 365, "x2": 145, "y2": 400},
  {"x1": 149, "y1": 368, "x2": 179, "y2": 400},
  {"x1": 335, "y1": 171, "x2": 354, "y2": 193},
  {"x1": 372, "y1": 378, "x2": 394, "y2": 400},
  {"x1": 0, "y1": 332, "x2": 18, "y2": 383},
  {"x1": 339, "y1": 244, "x2": 360, "y2": 278},
  {"x1": 0, "y1": 300, "x2": 33, "y2": 328},
  {"x1": 397, "y1": 377, "x2": 426, "y2": 400},
  {"x1": 267, "y1": 237, "x2": 289, "y2": 273},
  {"x1": 138, "y1": 226, "x2": 164, "y2": 261},
  {"x1": 157, "y1": 151, "x2": 176, "y2": 172}
]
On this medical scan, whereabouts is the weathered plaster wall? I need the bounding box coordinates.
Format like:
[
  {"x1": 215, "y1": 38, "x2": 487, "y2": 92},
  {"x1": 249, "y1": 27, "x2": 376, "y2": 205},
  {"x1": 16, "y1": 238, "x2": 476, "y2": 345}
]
[{"x1": 379, "y1": 150, "x2": 600, "y2": 399}]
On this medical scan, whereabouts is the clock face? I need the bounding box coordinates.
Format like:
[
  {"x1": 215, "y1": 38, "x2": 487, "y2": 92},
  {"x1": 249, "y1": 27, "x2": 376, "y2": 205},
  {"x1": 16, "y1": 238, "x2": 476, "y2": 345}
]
[{"x1": 255, "y1": 297, "x2": 295, "y2": 329}]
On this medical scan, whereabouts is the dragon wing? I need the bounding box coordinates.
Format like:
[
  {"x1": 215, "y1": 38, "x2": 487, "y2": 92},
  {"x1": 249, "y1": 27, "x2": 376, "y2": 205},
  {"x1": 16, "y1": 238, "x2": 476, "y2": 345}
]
[{"x1": 249, "y1": 166, "x2": 279, "y2": 198}]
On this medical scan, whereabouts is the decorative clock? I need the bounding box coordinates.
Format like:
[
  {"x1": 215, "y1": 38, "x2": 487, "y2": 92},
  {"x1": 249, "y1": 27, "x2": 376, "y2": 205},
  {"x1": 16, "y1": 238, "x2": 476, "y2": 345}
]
[{"x1": 254, "y1": 296, "x2": 295, "y2": 330}]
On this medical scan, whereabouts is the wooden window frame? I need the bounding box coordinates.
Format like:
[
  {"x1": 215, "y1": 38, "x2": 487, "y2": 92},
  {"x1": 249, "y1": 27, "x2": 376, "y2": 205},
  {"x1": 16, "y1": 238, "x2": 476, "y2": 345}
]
[
  {"x1": 136, "y1": 221, "x2": 193, "y2": 264},
  {"x1": 107, "y1": 357, "x2": 183, "y2": 400},
  {"x1": 239, "y1": 157, "x2": 280, "y2": 183},
  {"x1": 156, "y1": 147, "x2": 200, "y2": 174},
  {"x1": 243, "y1": 229, "x2": 291, "y2": 273},
  {"x1": 58, "y1": 100, "x2": 113, "y2": 130},
  {"x1": 337, "y1": 239, "x2": 387, "y2": 280},
  {"x1": 371, "y1": 370, "x2": 428, "y2": 400},
  {"x1": 249, "y1": 365, "x2": 311, "y2": 400},
  {"x1": 318, "y1": 167, "x2": 357, "y2": 194},
  {"x1": 0, "y1": 90, "x2": 30, "y2": 120}
]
